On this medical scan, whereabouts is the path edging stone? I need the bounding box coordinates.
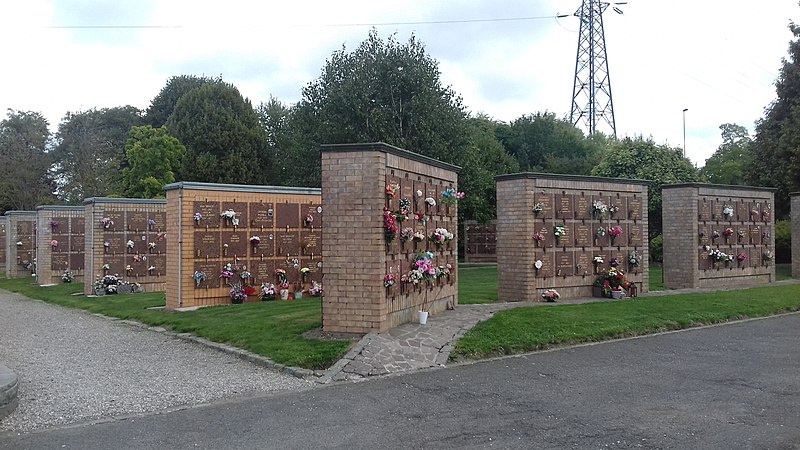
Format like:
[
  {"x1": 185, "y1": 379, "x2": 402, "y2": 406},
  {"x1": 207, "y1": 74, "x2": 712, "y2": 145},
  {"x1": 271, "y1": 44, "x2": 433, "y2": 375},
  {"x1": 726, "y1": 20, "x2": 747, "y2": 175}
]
[{"x1": 0, "y1": 363, "x2": 19, "y2": 420}]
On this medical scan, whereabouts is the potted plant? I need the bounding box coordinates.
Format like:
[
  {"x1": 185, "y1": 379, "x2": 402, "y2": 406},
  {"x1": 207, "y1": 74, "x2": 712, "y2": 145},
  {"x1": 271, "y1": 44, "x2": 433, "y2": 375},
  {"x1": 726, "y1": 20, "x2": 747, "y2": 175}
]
[
  {"x1": 260, "y1": 282, "x2": 276, "y2": 301},
  {"x1": 309, "y1": 281, "x2": 323, "y2": 297},
  {"x1": 541, "y1": 289, "x2": 560, "y2": 302},
  {"x1": 61, "y1": 271, "x2": 73, "y2": 284}
]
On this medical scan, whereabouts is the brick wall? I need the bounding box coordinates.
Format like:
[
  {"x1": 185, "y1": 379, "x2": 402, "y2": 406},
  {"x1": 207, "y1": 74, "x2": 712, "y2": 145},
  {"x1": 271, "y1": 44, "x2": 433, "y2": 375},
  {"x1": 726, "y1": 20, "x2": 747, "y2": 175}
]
[
  {"x1": 0, "y1": 217, "x2": 6, "y2": 273},
  {"x1": 663, "y1": 184, "x2": 775, "y2": 289},
  {"x1": 163, "y1": 182, "x2": 322, "y2": 310},
  {"x1": 463, "y1": 221, "x2": 497, "y2": 263},
  {"x1": 321, "y1": 143, "x2": 459, "y2": 333},
  {"x1": 791, "y1": 193, "x2": 800, "y2": 278},
  {"x1": 36, "y1": 206, "x2": 85, "y2": 285},
  {"x1": 496, "y1": 174, "x2": 649, "y2": 301},
  {"x1": 83, "y1": 198, "x2": 168, "y2": 296},
  {"x1": 4, "y1": 211, "x2": 36, "y2": 279}
]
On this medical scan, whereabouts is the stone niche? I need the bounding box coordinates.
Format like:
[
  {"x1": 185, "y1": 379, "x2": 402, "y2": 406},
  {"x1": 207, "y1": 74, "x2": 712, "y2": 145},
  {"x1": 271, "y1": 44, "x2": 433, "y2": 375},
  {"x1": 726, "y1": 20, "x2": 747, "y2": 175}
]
[
  {"x1": 4, "y1": 211, "x2": 37, "y2": 279},
  {"x1": 83, "y1": 198, "x2": 168, "y2": 295},
  {"x1": 36, "y1": 206, "x2": 86, "y2": 285},
  {"x1": 321, "y1": 142, "x2": 460, "y2": 334},
  {"x1": 463, "y1": 220, "x2": 497, "y2": 263},
  {"x1": 495, "y1": 173, "x2": 650, "y2": 301},
  {"x1": 164, "y1": 181, "x2": 322, "y2": 310},
  {"x1": 663, "y1": 184, "x2": 775, "y2": 289}
]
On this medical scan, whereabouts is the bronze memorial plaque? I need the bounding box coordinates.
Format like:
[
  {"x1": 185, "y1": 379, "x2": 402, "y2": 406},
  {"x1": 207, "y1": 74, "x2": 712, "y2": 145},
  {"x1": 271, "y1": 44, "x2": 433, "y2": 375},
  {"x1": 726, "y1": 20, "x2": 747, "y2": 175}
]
[
  {"x1": 301, "y1": 231, "x2": 321, "y2": 256},
  {"x1": 575, "y1": 224, "x2": 592, "y2": 247},
  {"x1": 627, "y1": 197, "x2": 643, "y2": 220},
  {"x1": 251, "y1": 232, "x2": 275, "y2": 257},
  {"x1": 127, "y1": 211, "x2": 148, "y2": 232},
  {"x1": 533, "y1": 252, "x2": 554, "y2": 278},
  {"x1": 736, "y1": 225, "x2": 750, "y2": 245},
  {"x1": 193, "y1": 232, "x2": 220, "y2": 258},
  {"x1": 698, "y1": 249, "x2": 712, "y2": 271},
  {"x1": 49, "y1": 217, "x2": 68, "y2": 233},
  {"x1": 400, "y1": 174, "x2": 414, "y2": 200},
  {"x1": 608, "y1": 223, "x2": 627, "y2": 247},
  {"x1": 71, "y1": 235, "x2": 84, "y2": 253},
  {"x1": 574, "y1": 194, "x2": 590, "y2": 220},
  {"x1": 698, "y1": 225, "x2": 710, "y2": 246},
  {"x1": 750, "y1": 248, "x2": 762, "y2": 268},
  {"x1": 555, "y1": 251, "x2": 575, "y2": 277},
  {"x1": 103, "y1": 234, "x2": 125, "y2": 254},
  {"x1": 221, "y1": 231, "x2": 247, "y2": 258},
  {"x1": 555, "y1": 194, "x2": 574, "y2": 220},
  {"x1": 221, "y1": 201, "x2": 248, "y2": 227},
  {"x1": 575, "y1": 251, "x2": 593, "y2": 277},
  {"x1": 148, "y1": 255, "x2": 166, "y2": 276},
  {"x1": 103, "y1": 211, "x2": 124, "y2": 231},
  {"x1": 276, "y1": 203, "x2": 300, "y2": 228},
  {"x1": 628, "y1": 224, "x2": 643, "y2": 247},
  {"x1": 425, "y1": 184, "x2": 439, "y2": 216},
  {"x1": 300, "y1": 259, "x2": 322, "y2": 283},
  {"x1": 51, "y1": 253, "x2": 69, "y2": 271},
  {"x1": 304, "y1": 204, "x2": 322, "y2": 228},
  {"x1": 610, "y1": 196, "x2": 627, "y2": 221},
  {"x1": 194, "y1": 201, "x2": 221, "y2": 228},
  {"x1": 69, "y1": 252, "x2": 84, "y2": 270},
  {"x1": 553, "y1": 222, "x2": 571, "y2": 248},
  {"x1": 252, "y1": 259, "x2": 276, "y2": 284},
  {"x1": 736, "y1": 202, "x2": 749, "y2": 223},
  {"x1": 194, "y1": 261, "x2": 221, "y2": 288},
  {"x1": 51, "y1": 234, "x2": 69, "y2": 253},
  {"x1": 533, "y1": 193, "x2": 554, "y2": 220},
  {"x1": 250, "y1": 202, "x2": 275, "y2": 228},
  {"x1": 104, "y1": 255, "x2": 125, "y2": 276},
  {"x1": 17, "y1": 220, "x2": 33, "y2": 235},
  {"x1": 276, "y1": 232, "x2": 300, "y2": 256},
  {"x1": 698, "y1": 199, "x2": 712, "y2": 222},
  {"x1": 532, "y1": 224, "x2": 552, "y2": 248},
  {"x1": 749, "y1": 225, "x2": 762, "y2": 245},
  {"x1": 71, "y1": 217, "x2": 85, "y2": 234}
]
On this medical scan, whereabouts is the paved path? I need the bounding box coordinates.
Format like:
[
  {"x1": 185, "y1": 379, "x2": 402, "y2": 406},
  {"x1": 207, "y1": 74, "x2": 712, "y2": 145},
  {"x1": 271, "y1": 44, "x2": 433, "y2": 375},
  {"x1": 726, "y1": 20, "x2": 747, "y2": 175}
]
[{"x1": 0, "y1": 291, "x2": 310, "y2": 434}]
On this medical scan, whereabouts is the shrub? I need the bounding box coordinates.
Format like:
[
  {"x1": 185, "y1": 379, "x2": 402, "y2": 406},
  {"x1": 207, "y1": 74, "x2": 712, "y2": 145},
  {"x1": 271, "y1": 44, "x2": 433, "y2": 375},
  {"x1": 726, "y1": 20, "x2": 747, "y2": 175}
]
[
  {"x1": 775, "y1": 219, "x2": 791, "y2": 263},
  {"x1": 649, "y1": 234, "x2": 663, "y2": 262}
]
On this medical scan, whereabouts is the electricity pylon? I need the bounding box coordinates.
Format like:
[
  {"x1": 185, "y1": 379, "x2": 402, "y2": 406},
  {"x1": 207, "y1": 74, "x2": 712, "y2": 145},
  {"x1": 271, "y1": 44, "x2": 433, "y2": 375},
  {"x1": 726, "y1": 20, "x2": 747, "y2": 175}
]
[{"x1": 569, "y1": 1, "x2": 624, "y2": 137}]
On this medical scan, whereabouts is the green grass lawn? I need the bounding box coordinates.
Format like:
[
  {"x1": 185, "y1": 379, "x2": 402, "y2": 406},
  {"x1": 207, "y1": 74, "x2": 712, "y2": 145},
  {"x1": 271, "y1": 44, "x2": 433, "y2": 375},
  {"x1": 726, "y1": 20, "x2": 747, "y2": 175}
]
[
  {"x1": 458, "y1": 264, "x2": 497, "y2": 304},
  {"x1": 451, "y1": 283, "x2": 800, "y2": 361},
  {"x1": 776, "y1": 263, "x2": 791, "y2": 281},
  {"x1": 649, "y1": 263, "x2": 665, "y2": 291},
  {"x1": 0, "y1": 278, "x2": 350, "y2": 370}
]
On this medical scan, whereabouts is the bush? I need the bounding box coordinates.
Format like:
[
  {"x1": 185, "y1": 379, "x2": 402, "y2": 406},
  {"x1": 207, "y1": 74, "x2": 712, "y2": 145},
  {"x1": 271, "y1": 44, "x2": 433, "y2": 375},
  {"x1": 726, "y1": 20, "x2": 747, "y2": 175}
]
[
  {"x1": 775, "y1": 219, "x2": 791, "y2": 263},
  {"x1": 649, "y1": 234, "x2": 663, "y2": 262}
]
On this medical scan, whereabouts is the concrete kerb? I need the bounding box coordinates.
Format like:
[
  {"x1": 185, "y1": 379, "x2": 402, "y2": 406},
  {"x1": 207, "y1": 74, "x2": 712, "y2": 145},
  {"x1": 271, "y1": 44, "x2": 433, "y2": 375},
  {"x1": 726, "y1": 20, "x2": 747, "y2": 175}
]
[{"x1": 0, "y1": 363, "x2": 19, "y2": 420}]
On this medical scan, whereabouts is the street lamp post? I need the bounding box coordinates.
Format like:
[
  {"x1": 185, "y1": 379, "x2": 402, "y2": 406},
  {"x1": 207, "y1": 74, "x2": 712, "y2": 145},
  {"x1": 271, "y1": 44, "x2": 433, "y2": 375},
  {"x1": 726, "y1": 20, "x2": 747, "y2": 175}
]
[{"x1": 682, "y1": 108, "x2": 688, "y2": 157}]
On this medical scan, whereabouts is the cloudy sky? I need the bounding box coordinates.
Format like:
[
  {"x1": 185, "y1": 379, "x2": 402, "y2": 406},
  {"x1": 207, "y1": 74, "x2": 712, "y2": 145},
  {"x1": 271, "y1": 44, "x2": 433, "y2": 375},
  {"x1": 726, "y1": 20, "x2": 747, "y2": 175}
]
[{"x1": 1, "y1": 0, "x2": 797, "y2": 166}]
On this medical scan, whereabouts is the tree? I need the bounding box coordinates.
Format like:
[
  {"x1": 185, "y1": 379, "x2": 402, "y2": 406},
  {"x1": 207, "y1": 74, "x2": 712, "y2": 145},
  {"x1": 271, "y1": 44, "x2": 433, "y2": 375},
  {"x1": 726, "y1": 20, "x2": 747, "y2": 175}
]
[
  {"x1": 121, "y1": 126, "x2": 186, "y2": 198},
  {"x1": 293, "y1": 29, "x2": 470, "y2": 171},
  {"x1": 52, "y1": 106, "x2": 143, "y2": 202},
  {"x1": 0, "y1": 110, "x2": 55, "y2": 211},
  {"x1": 700, "y1": 124, "x2": 753, "y2": 185},
  {"x1": 256, "y1": 97, "x2": 311, "y2": 187},
  {"x1": 146, "y1": 75, "x2": 220, "y2": 128},
  {"x1": 167, "y1": 81, "x2": 268, "y2": 184},
  {"x1": 752, "y1": 18, "x2": 800, "y2": 218},
  {"x1": 496, "y1": 112, "x2": 605, "y2": 175},
  {"x1": 592, "y1": 136, "x2": 702, "y2": 238}
]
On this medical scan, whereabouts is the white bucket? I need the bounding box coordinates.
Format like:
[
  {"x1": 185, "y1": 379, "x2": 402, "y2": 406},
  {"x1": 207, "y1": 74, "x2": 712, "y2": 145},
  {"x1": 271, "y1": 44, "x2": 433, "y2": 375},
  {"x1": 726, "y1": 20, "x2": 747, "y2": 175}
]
[{"x1": 419, "y1": 311, "x2": 429, "y2": 325}]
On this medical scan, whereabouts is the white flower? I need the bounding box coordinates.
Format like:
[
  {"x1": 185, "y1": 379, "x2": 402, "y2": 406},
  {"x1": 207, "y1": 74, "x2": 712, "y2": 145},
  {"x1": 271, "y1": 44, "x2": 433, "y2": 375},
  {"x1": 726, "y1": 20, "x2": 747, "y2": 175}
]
[
  {"x1": 425, "y1": 197, "x2": 436, "y2": 206},
  {"x1": 416, "y1": 190, "x2": 423, "y2": 197},
  {"x1": 534, "y1": 260, "x2": 543, "y2": 270}
]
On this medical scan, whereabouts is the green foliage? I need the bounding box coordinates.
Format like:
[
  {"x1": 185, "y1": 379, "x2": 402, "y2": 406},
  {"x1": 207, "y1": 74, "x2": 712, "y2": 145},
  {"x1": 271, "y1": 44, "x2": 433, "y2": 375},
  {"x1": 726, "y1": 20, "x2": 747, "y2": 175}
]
[
  {"x1": 452, "y1": 284, "x2": 800, "y2": 360},
  {"x1": 700, "y1": 123, "x2": 753, "y2": 184},
  {"x1": 0, "y1": 109, "x2": 55, "y2": 211},
  {"x1": 649, "y1": 234, "x2": 663, "y2": 263},
  {"x1": 167, "y1": 82, "x2": 269, "y2": 185},
  {"x1": 775, "y1": 219, "x2": 791, "y2": 263},
  {"x1": 52, "y1": 106, "x2": 144, "y2": 202},
  {"x1": 121, "y1": 126, "x2": 186, "y2": 198},
  {"x1": 496, "y1": 112, "x2": 604, "y2": 175},
  {"x1": 592, "y1": 136, "x2": 702, "y2": 237},
  {"x1": 146, "y1": 75, "x2": 220, "y2": 128},
  {"x1": 752, "y1": 21, "x2": 800, "y2": 218},
  {"x1": 256, "y1": 98, "x2": 315, "y2": 187}
]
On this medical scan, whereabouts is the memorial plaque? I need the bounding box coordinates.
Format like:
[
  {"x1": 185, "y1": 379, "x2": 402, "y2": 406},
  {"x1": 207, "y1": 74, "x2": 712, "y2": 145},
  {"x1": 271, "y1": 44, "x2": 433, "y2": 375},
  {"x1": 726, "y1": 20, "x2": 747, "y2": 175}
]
[
  {"x1": 194, "y1": 261, "x2": 221, "y2": 288},
  {"x1": 148, "y1": 212, "x2": 166, "y2": 232},
  {"x1": 193, "y1": 232, "x2": 220, "y2": 258},
  {"x1": 555, "y1": 194, "x2": 574, "y2": 220},
  {"x1": 608, "y1": 223, "x2": 627, "y2": 247},
  {"x1": 146, "y1": 237, "x2": 163, "y2": 255},
  {"x1": 276, "y1": 231, "x2": 300, "y2": 257},
  {"x1": 221, "y1": 201, "x2": 248, "y2": 227},
  {"x1": 735, "y1": 225, "x2": 750, "y2": 245},
  {"x1": 251, "y1": 232, "x2": 275, "y2": 257},
  {"x1": 51, "y1": 253, "x2": 69, "y2": 271},
  {"x1": 628, "y1": 224, "x2": 643, "y2": 247},
  {"x1": 51, "y1": 234, "x2": 69, "y2": 253},
  {"x1": 575, "y1": 224, "x2": 593, "y2": 247},
  {"x1": 127, "y1": 211, "x2": 148, "y2": 232},
  {"x1": 413, "y1": 180, "x2": 427, "y2": 212},
  {"x1": 575, "y1": 251, "x2": 593, "y2": 277},
  {"x1": 303, "y1": 204, "x2": 322, "y2": 228},
  {"x1": 593, "y1": 224, "x2": 609, "y2": 247},
  {"x1": 553, "y1": 222, "x2": 571, "y2": 248},
  {"x1": 104, "y1": 255, "x2": 125, "y2": 276},
  {"x1": 275, "y1": 203, "x2": 300, "y2": 228},
  {"x1": 221, "y1": 231, "x2": 247, "y2": 258},
  {"x1": 698, "y1": 199, "x2": 712, "y2": 222},
  {"x1": 574, "y1": 194, "x2": 591, "y2": 220},
  {"x1": 698, "y1": 249, "x2": 712, "y2": 271},
  {"x1": 69, "y1": 252, "x2": 84, "y2": 270},
  {"x1": 597, "y1": 250, "x2": 613, "y2": 272},
  {"x1": 746, "y1": 202, "x2": 760, "y2": 222},
  {"x1": 749, "y1": 225, "x2": 762, "y2": 245},
  {"x1": 555, "y1": 251, "x2": 575, "y2": 277},
  {"x1": 426, "y1": 184, "x2": 439, "y2": 216},
  {"x1": 533, "y1": 193, "x2": 554, "y2": 220},
  {"x1": 736, "y1": 201, "x2": 749, "y2": 223},
  {"x1": 279, "y1": 257, "x2": 302, "y2": 283},
  {"x1": 750, "y1": 248, "x2": 762, "y2": 268},
  {"x1": 609, "y1": 249, "x2": 627, "y2": 269},
  {"x1": 627, "y1": 196, "x2": 643, "y2": 220},
  {"x1": 400, "y1": 173, "x2": 414, "y2": 200},
  {"x1": 71, "y1": 235, "x2": 84, "y2": 253},
  {"x1": 385, "y1": 260, "x2": 403, "y2": 295},
  {"x1": 102, "y1": 211, "x2": 123, "y2": 231},
  {"x1": 533, "y1": 252, "x2": 554, "y2": 278},
  {"x1": 252, "y1": 259, "x2": 276, "y2": 284},
  {"x1": 698, "y1": 225, "x2": 710, "y2": 246},
  {"x1": 532, "y1": 224, "x2": 552, "y2": 248},
  {"x1": 17, "y1": 220, "x2": 33, "y2": 235},
  {"x1": 610, "y1": 196, "x2": 627, "y2": 221},
  {"x1": 49, "y1": 217, "x2": 68, "y2": 234},
  {"x1": 250, "y1": 202, "x2": 275, "y2": 228},
  {"x1": 719, "y1": 201, "x2": 735, "y2": 222},
  {"x1": 147, "y1": 255, "x2": 166, "y2": 277},
  {"x1": 71, "y1": 217, "x2": 85, "y2": 234},
  {"x1": 194, "y1": 201, "x2": 221, "y2": 228},
  {"x1": 301, "y1": 231, "x2": 321, "y2": 257},
  {"x1": 761, "y1": 203, "x2": 772, "y2": 223},
  {"x1": 128, "y1": 256, "x2": 147, "y2": 277}
]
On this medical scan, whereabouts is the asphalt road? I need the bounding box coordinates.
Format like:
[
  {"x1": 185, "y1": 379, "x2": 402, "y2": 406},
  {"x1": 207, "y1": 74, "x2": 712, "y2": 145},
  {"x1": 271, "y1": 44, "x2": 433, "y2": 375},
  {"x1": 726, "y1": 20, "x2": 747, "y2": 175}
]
[{"x1": 2, "y1": 313, "x2": 799, "y2": 449}]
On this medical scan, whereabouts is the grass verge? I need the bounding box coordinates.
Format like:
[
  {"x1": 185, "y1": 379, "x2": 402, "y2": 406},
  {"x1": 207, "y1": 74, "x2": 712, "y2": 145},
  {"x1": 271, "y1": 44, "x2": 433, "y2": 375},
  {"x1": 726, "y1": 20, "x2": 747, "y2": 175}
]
[
  {"x1": 0, "y1": 278, "x2": 351, "y2": 370},
  {"x1": 451, "y1": 283, "x2": 800, "y2": 361},
  {"x1": 458, "y1": 264, "x2": 497, "y2": 304}
]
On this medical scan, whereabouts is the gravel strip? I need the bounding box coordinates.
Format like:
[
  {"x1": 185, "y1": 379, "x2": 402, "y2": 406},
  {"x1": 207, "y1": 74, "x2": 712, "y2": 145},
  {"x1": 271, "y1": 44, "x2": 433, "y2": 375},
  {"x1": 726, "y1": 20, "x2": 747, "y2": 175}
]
[{"x1": 0, "y1": 291, "x2": 310, "y2": 434}]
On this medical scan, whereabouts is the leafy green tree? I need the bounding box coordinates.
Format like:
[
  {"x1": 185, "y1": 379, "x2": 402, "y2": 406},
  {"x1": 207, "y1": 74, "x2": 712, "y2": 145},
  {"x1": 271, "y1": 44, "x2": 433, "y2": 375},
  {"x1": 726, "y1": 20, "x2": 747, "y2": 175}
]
[
  {"x1": 700, "y1": 123, "x2": 753, "y2": 185},
  {"x1": 496, "y1": 112, "x2": 604, "y2": 175},
  {"x1": 592, "y1": 136, "x2": 702, "y2": 238},
  {"x1": 256, "y1": 97, "x2": 311, "y2": 186},
  {"x1": 121, "y1": 126, "x2": 186, "y2": 198},
  {"x1": 146, "y1": 75, "x2": 220, "y2": 128},
  {"x1": 0, "y1": 109, "x2": 55, "y2": 210},
  {"x1": 52, "y1": 106, "x2": 143, "y2": 202},
  {"x1": 752, "y1": 18, "x2": 800, "y2": 218},
  {"x1": 167, "y1": 81, "x2": 268, "y2": 184},
  {"x1": 293, "y1": 29, "x2": 469, "y2": 170}
]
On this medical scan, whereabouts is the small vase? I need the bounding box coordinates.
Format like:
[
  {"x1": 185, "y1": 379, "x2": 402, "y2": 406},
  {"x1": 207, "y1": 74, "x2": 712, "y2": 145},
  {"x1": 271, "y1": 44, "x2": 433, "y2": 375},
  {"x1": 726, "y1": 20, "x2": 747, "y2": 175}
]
[
  {"x1": 611, "y1": 290, "x2": 624, "y2": 299},
  {"x1": 280, "y1": 289, "x2": 289, "y2": 300},
  {"x1": 418, "y1": 310, "x2": 429, "y2": 325}
]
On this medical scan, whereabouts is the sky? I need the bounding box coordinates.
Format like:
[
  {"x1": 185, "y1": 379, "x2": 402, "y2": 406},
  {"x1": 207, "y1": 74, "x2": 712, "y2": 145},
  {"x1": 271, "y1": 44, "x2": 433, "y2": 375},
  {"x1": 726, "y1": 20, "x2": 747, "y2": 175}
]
[{"x1": 0, "y1": 0, "x2": 797, "y2": 167}]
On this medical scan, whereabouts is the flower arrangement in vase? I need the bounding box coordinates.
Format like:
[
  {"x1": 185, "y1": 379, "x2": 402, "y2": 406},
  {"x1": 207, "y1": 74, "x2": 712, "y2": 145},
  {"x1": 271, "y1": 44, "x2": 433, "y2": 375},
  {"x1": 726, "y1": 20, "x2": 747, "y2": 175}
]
[
  {"x1": 553, "y1": 224, "x2": 566, "y2": 245},
  {"x1": 260, "y1": 282, "x2": 276, "y2": 301},
  {"x1": 440, "y1": 187, "x2": 464, "y2": 206},
  {"x1": 229, "y1": 283, "x2": 247, "y2": 304},
  {"x1": 608, "y1": 226, "x2": 623, "y2": 245},
  {"x1": 193, "y1": 271, "x2": 206, "y2": 287},
  {"x1": 541, "y1": 289, "x2": 560, "y2": 302}
]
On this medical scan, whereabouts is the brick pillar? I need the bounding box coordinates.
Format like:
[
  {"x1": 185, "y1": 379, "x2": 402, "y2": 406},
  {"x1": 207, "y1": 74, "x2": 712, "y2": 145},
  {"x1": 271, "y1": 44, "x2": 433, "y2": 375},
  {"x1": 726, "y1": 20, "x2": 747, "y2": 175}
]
[
  {"x1": 497, "y1": 178, "x2": 535, "y2": 302},
  {"x1": 662, "y1": 186, "x2": 699, "y2": 289}
]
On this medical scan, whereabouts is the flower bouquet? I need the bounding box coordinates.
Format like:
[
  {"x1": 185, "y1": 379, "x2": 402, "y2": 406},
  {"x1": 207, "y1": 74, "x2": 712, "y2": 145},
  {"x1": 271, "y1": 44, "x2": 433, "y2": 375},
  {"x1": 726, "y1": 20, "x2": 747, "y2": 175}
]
[
  {"x1": 541, "y1": 289, "x2": 560, "y2": 302},
  {"x1": 260, "y1": 282, "x2": 276, "y2": 301},
  {"x1": 429, "y1": 228, "x2": 454, "y2": 246},
  {"x1": 230, "y1": 283, "x2": 247, "y2": 304},
  {"x1": 440, "y1": 187, "x2": 464, "y2": 206},
  {"x1": 193, "y1": 270, "x2": 206, "y2": 287}
]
